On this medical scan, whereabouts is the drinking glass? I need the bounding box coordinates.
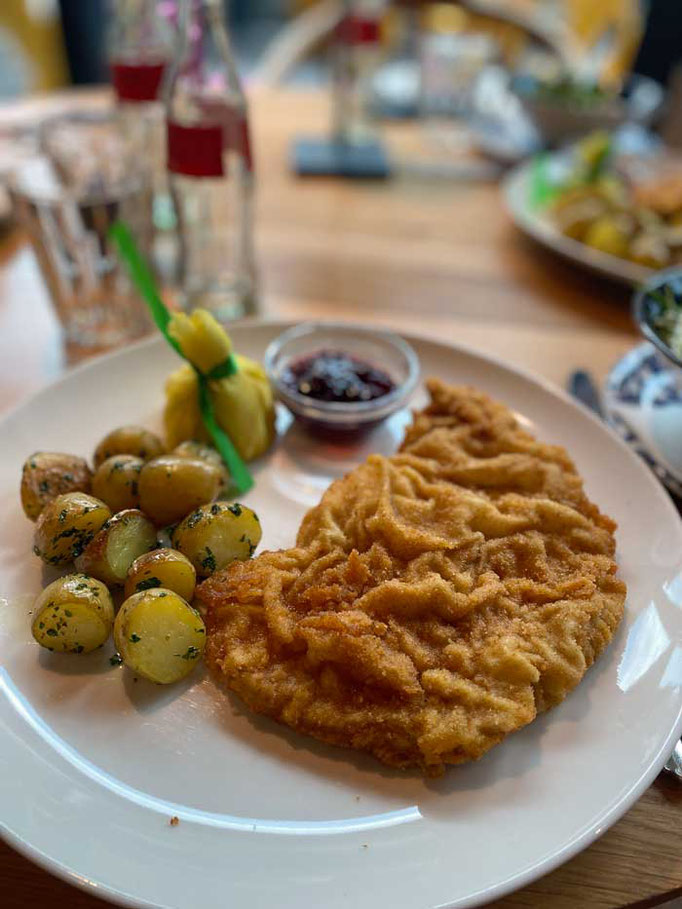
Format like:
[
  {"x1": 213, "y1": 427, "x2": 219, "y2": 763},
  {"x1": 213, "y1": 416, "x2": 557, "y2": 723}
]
[{"x1": 10, "y1": 111, "x2": 154, "y2": 354}]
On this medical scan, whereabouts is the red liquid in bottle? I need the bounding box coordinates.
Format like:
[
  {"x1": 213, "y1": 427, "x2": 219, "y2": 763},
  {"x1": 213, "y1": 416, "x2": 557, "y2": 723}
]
[
  {"x1": 336, "y1": 16, "x2": 381, "y2": 44},
  {"x1": 111, "y1": 60, "x2": 166, "y2": 102}
]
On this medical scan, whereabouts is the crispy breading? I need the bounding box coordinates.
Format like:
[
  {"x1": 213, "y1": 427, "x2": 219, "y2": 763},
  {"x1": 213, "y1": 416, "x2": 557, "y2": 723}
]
[{"x1": 198, "y1": 381, "x2": 626, "y2": 775}]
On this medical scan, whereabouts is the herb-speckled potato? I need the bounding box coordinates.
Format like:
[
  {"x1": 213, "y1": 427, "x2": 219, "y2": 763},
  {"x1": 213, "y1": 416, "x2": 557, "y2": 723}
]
[
  {"x1": 173, "y1": 502, "x2": 261, "y2": 577},
  {"x1": 124, "y1": 548, "x2": 196, "y2": 601},
  {"x1": 114, "y1": 588, "x2": 206, "y2": 684},
  {"x1": 91, "y1": 455, "x2": 144, "y2": 513},
  {"x1": 138, "y1": 455, "x2": 223, "y2": 527},
  {"x1": 33, "y1": 493, "x2": 112, "y2": 566},
  {"x1": 21, "y1": 452, "x2": 92, "y2": 521},
  {"x1": 32, "y1": 574, "x2": 114, "y2": 653},
  {"x1": 93, "y1": 425, "x2": 164, "y2": 468},
  {"x1": 74, "y1": 509, "x2": 157, "y2": 586},
  {"x1": 173, "y1": 440, "x2": 230, "y2": 491}
]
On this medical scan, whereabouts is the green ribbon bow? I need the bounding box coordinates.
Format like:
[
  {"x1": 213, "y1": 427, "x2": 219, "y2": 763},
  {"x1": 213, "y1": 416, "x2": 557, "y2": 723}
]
[{"x1": 110, "y1": 221, "x2": 254, "y2": 495}]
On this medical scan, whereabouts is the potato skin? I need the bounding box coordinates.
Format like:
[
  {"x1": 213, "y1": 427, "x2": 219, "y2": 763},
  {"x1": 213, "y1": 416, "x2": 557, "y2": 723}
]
[
  {"x1": 114, "y1": 588, "x2": 206, "y2": 684},
  {"x1": 173, "y1": 441, "x2": 230, "y2": 490},
  {"x1": 33, "y1": 493, "x2": 112, "y2": 566},
  {"x1": 93, "y1": 426, "x2": 164, "y2": 468},
  {"x1": 173, "y1": 502, "x2": 262, "y2": 578},
  {"x1": 21, "y1": 452, "x2": 92, "y2": 521},
  {"x1": 138, "y1": 455, "x2": 223, "y2": 527},
  {"x1": 32, "y1": 573, "x2": 114, "y2": 653},
  {"x1": 124, "y1": 548, "x2": 196, "y2": 601},
  {"x1": 91, "y1": 455, "x2": 144, "y2": 512},
  {"x1": 74, "y1": 509, "x2": 157, "y2": 586}
]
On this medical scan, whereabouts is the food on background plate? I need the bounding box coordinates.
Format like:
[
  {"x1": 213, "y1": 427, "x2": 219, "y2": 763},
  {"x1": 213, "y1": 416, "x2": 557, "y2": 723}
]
[
  {"x1": 74, "y1": 509, "x2": 157, "y2": 586},
  {"x1": 114, "y1": 588, "x2": 206, "y2": 684},
  {"x1": 33, "y1": 492, "x2": 112, "y2": 566},
  {"x1": 164, "y1": 310, "x2": 275, "y2": 460},
  {"x1": 546, "y1": 133, "x2": 682, "y2": 270},
  {"x1": 21, "y1": 452, "x2": 92, "y2": 521},
  {"x1": 137, "y1": 454, "x2": 223, "y2": 526},
  {"x1": 32, "y1": 574, "x2": 114, "y2": 654},
  {"x1": 91, "y1": 454, "x2": 144, "y2": 512},
  {"x1": 124, "y1": 548, "x2": 197, "y2": 602},
  {"x1": 93, "y1": 425, "x2": 165, "y2": 467},
  {"x1": 198, "y1": 380, "x2": 625, "y2": 776},
  {"x1": 173, "y1": 502, "x2": 262, "y2": 578}
]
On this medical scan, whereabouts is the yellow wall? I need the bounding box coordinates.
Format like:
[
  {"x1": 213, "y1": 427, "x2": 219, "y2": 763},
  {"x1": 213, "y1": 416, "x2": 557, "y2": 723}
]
[{"x1": 0, "y1": 0, "x2": 69, "y2": 93}]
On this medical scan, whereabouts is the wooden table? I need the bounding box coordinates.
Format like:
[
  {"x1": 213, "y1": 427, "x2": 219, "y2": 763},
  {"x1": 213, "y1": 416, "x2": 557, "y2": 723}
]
[{"x1": 1, "y1": 88, "x2": 681, "y2": 909}]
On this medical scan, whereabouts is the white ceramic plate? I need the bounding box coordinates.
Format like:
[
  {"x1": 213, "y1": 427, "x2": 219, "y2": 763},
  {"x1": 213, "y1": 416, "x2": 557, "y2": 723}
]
[
  {"x1": 2, "y1": 321, "x2": 682, "y2": 909},
  {"x1": 502, "y1": 156, "x2": 653, "y2": 287}
]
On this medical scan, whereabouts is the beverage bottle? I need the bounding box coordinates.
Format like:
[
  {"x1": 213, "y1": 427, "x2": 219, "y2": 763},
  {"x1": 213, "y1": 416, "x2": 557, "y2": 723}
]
[
  {"x1": 332, "y1": 0, "x2": 388, "y2": 145},
  {"x1": 165, "y1": 0, "x2": 257, "y2": 320},
  {"x1": 108, "y1": 0, "x2": 175, "y2": 216}
]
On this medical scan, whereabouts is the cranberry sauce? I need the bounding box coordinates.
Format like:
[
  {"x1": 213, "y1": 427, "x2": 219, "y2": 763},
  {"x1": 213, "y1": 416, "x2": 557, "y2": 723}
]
[{"x1": 281, "y1": 349, "x2": 395, "y2": 404}]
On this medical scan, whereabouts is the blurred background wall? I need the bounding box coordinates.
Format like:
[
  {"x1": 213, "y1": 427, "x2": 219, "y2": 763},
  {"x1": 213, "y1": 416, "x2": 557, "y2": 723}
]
[{"x1": 0, "y1": 1, "x2": 681, "y2": 96}]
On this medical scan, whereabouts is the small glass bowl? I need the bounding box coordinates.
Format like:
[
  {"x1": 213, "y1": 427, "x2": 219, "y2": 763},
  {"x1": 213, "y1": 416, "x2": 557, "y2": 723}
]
[
  {"x1": 633, "y1": 267, "x2": 682, "y2": 384},
  {"x1": 264, "y1": 322, "x2": 420, "y2": 435}
]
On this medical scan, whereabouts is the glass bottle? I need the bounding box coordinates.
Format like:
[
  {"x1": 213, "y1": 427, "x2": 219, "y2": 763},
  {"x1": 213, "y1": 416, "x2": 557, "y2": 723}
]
[
  {"x1": 165, "y1": 0, "x2": 257, "y2": 321},
  {"x1": 332, "y1": 0, "x2": 388, "y2": 145},
  {"x1": 108, "y1": 0, "x2": 176, "y2": 212}
]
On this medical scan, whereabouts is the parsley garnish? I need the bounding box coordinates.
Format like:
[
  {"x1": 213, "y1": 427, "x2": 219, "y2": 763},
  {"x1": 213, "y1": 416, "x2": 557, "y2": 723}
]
[
  {"x1": 136, "y1": 576, "x2": 162, "y2": 591},
  {"x1": 201, "y1": 548, "x2": 217, "y2": 572},
  {"x1": 228, "y1": 503, "x2": 242, "y2": 517},
  {"x1": 109, "y1": 653, "x2": 123, "y2": 666},
  {"x1": 179, "y1": 646, "x2": 200, "y2": 661},
  {"x1": 130, "y1": 633, "x2": 141, "y2": 643}
]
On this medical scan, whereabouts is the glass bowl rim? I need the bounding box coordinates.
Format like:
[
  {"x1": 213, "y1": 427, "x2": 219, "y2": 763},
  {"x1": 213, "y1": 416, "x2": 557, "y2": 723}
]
[
  {"x1": 633, "y1": 267, "x2": 682, "y2": 371},
  {"x1": 264, "y1": 321, "x2": 420, "y2": 419}
]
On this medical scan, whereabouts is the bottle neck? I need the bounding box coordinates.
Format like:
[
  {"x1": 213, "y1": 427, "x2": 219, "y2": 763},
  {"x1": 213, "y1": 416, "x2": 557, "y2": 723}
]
[{"x1": 109, "y1": 0, "x2": 174, "y2": 102}]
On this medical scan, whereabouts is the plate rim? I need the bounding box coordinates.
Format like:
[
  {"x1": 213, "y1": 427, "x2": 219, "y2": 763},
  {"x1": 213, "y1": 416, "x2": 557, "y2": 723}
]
[{"x1": 2, "y1": 318, "x2": 682, "y2": 909}]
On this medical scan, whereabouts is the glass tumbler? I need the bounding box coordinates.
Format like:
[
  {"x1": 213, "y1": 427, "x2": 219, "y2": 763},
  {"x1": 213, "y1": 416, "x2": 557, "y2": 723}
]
[{"x1": 10, "y1": 111, "x2": 154, "y2": 354}]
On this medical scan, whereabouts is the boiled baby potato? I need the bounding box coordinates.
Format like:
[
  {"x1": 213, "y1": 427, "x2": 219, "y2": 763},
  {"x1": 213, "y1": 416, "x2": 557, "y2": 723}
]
[
  {"x1": 75, "y1": 509, "x2": 157, "y2": 586},
  {"x1": 124, "y1": 548, "x2": 196, "y2": 601},
  {"x1": 173, "y1": 440, "x2": 230, "y2": 490},
  {"x1": 173, "y1": 502, "x2": 262, "y2": 578},
  {"x1": 138, "y1": 455, "x2": 223, "y2": 527},
  {"x1": 91, "y1": 455, "x2": 144, "y2": 512},
  {"x1": 32, "y1": 573, "x2": 114, "y2": 653},
  {"x1": 582, "y1": 214, "x2": 632, "y2": 259},
  {"x1": 114, "y1": 588, "x2": 206, "y2": 684},
  {"x1": 21, "y1": 452, "x2": 92, "y2": 521},
  {"x1": 33, "y1": 492, "x2": 112, "y2": 567},
  {"x1": 93, "y1": 425, "x2": 164, "y2": 468}
]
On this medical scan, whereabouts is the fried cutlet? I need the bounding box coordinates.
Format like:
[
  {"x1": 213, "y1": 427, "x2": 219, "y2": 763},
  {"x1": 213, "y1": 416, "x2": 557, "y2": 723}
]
[{"x1": 197, "y1": 380, "x2": 626, "y2": 775}]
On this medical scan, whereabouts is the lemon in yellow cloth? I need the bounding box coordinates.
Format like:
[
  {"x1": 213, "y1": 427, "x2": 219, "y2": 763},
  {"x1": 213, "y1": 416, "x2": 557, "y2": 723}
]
[{"x1": 164, "y1": 310, "x2": 276, "y2": 462}]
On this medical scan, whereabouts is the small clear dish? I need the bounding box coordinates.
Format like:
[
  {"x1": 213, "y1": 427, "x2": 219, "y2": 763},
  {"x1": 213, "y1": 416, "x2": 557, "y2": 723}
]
[
  {"x1": 264, "y1": 322, "x2": 419, "y2": 435},
  {"x1": 633, "y1": 266, "x2": 682, "y2": 378}
]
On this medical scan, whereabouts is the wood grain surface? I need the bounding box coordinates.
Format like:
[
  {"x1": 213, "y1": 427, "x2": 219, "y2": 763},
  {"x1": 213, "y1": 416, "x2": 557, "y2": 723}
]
[{"x1": 0, "y1": 87, "x2": 680, "y2": 909}]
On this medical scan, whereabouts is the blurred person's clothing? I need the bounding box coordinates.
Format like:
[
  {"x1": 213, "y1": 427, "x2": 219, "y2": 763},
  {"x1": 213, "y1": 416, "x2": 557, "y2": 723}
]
[
  {"x1": 633, "y1": 0, "x2": 682, "y2": 87},
  {"x1": 58, "y1": 0, "x2": 107, "y2": 85}
]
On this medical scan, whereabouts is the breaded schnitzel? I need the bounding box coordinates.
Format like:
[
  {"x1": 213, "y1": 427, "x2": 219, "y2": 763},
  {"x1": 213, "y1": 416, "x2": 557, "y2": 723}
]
[{"x1": 198, "y1": 381, "x2": 625, "y2": 775}]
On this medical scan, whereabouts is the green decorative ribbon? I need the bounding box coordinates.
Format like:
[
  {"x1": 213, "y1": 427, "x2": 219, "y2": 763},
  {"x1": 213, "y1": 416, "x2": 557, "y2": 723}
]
[{"x1": 110, "y1": 221, "x2": 253, "y2": 495}]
